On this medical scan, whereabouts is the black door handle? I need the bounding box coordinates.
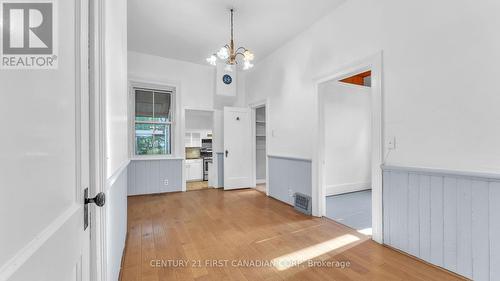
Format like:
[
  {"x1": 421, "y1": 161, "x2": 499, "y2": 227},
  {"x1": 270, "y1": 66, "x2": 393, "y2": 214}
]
[
  {"x1": 85, "y1": 192, "x2": 106, "y2": 207},
  {"x1": 225, "y1": 150, "x2": 229, "y2": 157}
]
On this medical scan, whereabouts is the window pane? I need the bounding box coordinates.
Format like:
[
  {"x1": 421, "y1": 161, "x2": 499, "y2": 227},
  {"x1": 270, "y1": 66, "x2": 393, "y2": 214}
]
[
  {"x1": 154, "y1": 92, "x2": 171, "y2": 122},
  {"x1": 153, "y1": 124, "x2": 171, "y2": 154},
  {"x1": 135, "y1": 123, "x2": 171, "y2": 155},
  {"x1": 135, "y1": 90, "x2": 154, "y2": 121}
]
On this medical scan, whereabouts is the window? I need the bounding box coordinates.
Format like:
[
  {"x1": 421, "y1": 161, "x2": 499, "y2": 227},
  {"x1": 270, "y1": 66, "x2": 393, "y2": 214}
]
[{"x1": 133, "y1": 88, "x2": 173, "y2": 155}]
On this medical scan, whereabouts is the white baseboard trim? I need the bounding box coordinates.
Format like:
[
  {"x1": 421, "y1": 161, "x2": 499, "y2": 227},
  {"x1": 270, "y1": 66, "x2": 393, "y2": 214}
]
[
  {"x1": 326, "y1": 182, "x2": 371, "y2": 196},
  {"x1": 256, "y1": 179, "x2": 266, "y2": 184}
]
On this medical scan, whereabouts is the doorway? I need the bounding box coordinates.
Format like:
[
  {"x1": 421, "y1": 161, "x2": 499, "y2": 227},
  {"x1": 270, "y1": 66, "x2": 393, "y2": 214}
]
[
  {"x1": 314, "y1": 53, "x2": 384, "y2": 243},
  {"x1": 184, "y1": 109, "x2": 214, "y2": 191},
  {"x1": 255, "y1": 106, "x2": 267, "y2": 194},
  {"x1": 321, "y1": 73, "x2": 373, "y2": 234}
]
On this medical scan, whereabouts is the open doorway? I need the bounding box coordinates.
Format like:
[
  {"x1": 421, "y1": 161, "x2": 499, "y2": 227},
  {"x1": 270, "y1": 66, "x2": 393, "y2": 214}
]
[
  {"x1": 184, "y1": 109, "x2": 214, "y2": 191},
  {"x1": 254, "y1": 106, "x2": 267, "y2": 194},
  {"x1": 321, "y1": 72, "x2": 372, "y2": 234},
  {"x1": 314, "y1": 53, "x2": 384, "y2": 242}
]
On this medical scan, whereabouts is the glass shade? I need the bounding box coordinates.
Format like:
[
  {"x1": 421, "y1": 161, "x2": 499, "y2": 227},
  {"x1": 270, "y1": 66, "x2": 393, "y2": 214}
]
[
  {"x1": 243, "y1": 60, "x2": 254, "y2": 70},
  {"x1": 217, "y1": 47, "x2": 229, "y2": 60},
  {"x1": 206, "y1": 55, "x2": 217, "y2": 66},
  {"x1": 243, "y1": 50, "x2": 254, "y2": 61}
]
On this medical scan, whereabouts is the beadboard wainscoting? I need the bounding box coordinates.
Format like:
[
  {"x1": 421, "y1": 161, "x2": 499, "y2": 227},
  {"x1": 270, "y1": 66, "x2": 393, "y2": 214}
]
[
  {"x1": 268, "y1": 155, "x2": 312, "y2": 205},
  {"x1": 216, "y1": 153, "x2": 224, "y2": 187},
  {"x1": 127, "y1": 159, "x2": 183, "y2": 195},
  {"x1": 382, "y1": 165, "x2": 500, "y2": 281}
]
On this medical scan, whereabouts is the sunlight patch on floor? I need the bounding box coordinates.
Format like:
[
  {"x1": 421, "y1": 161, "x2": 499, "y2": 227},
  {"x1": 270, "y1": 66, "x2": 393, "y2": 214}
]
[
  {"x1": 357, "y1": 227, "x2": 372, "y2": 236},
  {"x1": 271, "y1": 234, "x2": 360, "y2": 271}
]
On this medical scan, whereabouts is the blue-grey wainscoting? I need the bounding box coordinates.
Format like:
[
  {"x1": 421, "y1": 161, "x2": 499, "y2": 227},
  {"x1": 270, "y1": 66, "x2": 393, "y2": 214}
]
[
  {"x1": 268, "y1": 155, "x2": 312, "y2": 205},
  {"x1": 127, "y1": 159, "x2": 183, "y2": 195},
  {"x1": 382, "y1": 165, "x2": 500, "y2": 281},
  {"x1": 217, "y1": 152, "x2": 224, "y2": 187}
]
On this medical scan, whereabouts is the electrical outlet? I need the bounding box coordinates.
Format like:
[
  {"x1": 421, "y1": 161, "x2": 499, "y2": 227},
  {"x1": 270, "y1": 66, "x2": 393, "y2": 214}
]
[
  {"x1": 163, "y1": 179, "x2": 169, "y2": 186},
  {"x1": 288, "y1": 188, "x2": 293, "y2": 197},
  {"x1": 387, "y1": 136, "x2": 396, "y2": 150}
]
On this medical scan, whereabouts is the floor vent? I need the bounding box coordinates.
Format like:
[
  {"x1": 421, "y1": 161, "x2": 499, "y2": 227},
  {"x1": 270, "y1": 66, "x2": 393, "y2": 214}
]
[{"x1": 294, "y1": 192, "x2": 312, "y2": 215}]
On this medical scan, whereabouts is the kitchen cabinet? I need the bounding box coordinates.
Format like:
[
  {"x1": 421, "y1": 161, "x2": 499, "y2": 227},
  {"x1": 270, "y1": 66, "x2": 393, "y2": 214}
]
[
  {"x1": 185, "y1": 159, "x2": 203, "y2": 181},
  {"x1": 185, "y1": 131, "x2": 210, "y2": 147}
]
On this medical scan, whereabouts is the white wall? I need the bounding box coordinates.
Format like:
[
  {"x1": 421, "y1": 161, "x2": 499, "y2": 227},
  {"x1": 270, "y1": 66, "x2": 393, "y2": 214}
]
[
  {"x1": 128, "y1": 51, "x2": 246, "y2": 110},
  {"x1": 186, "y1": 110, "x2": 214, "y2": 130},
  {"x1": 106, "y1": 0, "x2": 129, "y2": 177},
  {"x1": 245, "y1": 0, "x2": 500, "y2": 174},
  {"x1": 105, "y1": 0, "x2": 128, "y2": 280},
  {"x1": 323, "y1": 82, "x2": 371, "y2": 195},
  {"x1": 129, "y1": 51, "x2": 215, "y2": 109},
  {"x1": 213, "y1": 110, "x2": 224, "y2": 153}
]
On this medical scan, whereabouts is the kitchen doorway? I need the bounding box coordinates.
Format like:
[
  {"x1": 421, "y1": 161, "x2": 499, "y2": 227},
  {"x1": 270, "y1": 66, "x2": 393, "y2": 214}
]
[{"x1": 184, "y1": 109, "x2": 214, "y2": 191}]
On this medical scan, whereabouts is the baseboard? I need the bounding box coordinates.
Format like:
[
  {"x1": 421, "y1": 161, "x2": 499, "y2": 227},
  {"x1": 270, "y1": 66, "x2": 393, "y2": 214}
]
[
  {"x1": 326, "y1": 182, "x2": 371, "y2": 196},
  {"x1": 256, "y1": 179, "x2": 266, "y2": 184}
]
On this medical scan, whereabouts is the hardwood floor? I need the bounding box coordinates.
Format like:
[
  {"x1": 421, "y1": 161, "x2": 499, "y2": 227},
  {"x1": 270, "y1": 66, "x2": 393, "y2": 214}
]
[
  {"x1": 186, "y1": 181, "x2": 209, "y2": 191},
  {"x1": 121, "y1": 189, "x2": 466, "y2": 281},
  {"x1": 255, "y1": 183, "x2": 266, "y2": 194}
]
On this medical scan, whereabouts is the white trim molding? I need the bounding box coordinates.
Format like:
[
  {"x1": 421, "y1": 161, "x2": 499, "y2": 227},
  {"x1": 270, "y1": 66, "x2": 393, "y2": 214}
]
[
  {"x1": 106, "y1": 159, "x2": 131, "y2": 189},
  {"x1": 326, "y1": 182, "x2": 372, "y2": 196}
]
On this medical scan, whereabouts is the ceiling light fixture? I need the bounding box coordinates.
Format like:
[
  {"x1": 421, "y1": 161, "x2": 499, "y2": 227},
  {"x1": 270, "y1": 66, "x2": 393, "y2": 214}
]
[{"x1": 206, "y1": 9, "x2": 254, "y2": 70}]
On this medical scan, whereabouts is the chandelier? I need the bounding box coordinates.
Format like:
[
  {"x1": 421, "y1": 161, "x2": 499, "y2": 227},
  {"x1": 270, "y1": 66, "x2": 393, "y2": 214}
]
[{"x1": 206, "y1": 9, "x2": 255, "y2": 70}]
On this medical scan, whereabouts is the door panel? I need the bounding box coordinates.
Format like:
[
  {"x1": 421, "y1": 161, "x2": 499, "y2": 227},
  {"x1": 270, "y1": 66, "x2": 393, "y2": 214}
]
[
  {"x1": 223, "y1": 107, "x2": 253, "y2": 190},
  {"x1": 0, "y1": 0, "x2": 91, "y2": 280}
]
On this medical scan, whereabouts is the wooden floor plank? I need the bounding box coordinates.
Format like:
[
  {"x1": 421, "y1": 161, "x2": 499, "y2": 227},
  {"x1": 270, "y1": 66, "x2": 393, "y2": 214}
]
[{"x1": 121, "y1": 189, "x2": 467, "y2": 281}]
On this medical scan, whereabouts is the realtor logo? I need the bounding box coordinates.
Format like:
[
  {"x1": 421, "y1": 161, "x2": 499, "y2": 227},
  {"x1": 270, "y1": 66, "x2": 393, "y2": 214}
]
[{"x1": 1, "y1": 0, "x2": 58, "y2": 69}]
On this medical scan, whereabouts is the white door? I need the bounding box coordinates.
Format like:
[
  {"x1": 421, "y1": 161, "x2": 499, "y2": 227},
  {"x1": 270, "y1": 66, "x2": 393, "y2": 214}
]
[
  {"x1": 0, "y1": 1, "x2": 92, "y2": 280},
  {"x1": 223, "y1": 107, "x2": 253, "y2": 190}
]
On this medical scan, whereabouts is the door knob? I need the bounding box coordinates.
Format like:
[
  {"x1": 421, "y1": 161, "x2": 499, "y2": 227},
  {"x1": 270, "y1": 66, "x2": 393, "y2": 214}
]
[
  {"x1": 85, "y1": 192, "x2": 106, "y2": 207},
  {"x1": 225, "y1": 150, "x2": 229, "y2": 157}
]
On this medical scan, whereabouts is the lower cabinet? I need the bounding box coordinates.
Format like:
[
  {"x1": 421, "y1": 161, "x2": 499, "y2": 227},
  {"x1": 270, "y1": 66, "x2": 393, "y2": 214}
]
[{"x1": 185, "y1": 159, "x2": 203, "y2": 181}]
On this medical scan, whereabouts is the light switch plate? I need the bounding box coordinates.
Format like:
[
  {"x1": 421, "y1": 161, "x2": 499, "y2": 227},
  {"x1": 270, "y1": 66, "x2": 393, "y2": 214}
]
[{"x1": 387, "y1": 136, "x2": 396, "y2": 150}]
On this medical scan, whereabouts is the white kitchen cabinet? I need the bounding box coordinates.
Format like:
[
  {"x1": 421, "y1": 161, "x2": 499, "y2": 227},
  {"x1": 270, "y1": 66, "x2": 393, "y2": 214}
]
[
  {"x1": 185, "y1": 131, "x2": 205, "y2": 147},
  {"x1": 185, "y1": 159, "x2": 203, "y2": 181}
]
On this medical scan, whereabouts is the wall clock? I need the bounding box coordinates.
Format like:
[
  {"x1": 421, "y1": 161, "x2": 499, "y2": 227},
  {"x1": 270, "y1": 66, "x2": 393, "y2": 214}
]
[{"x1": 222, "y1": 74, "x2": 232, "y2": 85}]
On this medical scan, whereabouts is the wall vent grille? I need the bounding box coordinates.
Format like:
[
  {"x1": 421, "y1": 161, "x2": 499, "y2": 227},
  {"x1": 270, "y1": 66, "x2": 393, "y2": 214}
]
[{"x1": 294, "y1": 192, "x2": 312, "y2": 215}]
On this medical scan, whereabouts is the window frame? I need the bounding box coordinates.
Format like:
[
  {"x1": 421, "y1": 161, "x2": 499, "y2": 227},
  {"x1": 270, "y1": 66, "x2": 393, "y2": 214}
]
[{"x1": 129, "y1": 82, "x2": 177, "y2": 159}]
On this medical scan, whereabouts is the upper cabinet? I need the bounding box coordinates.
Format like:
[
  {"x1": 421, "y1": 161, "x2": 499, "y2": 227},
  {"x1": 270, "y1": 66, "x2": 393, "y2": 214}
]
[{"x1": 185, "y1": 130, "x2": 211, "y2": 147}]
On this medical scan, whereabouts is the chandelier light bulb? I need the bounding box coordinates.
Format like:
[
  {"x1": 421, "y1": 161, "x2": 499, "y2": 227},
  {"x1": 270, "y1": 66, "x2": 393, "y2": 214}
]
[
  {"x1": 206, "y1": 55, "x2": 217, "y2": 66},
  {"x1": 217, "y1": 47, "x2": 229, "y2": 60},
  {"x1": 243, "y1": 60, "x2": 254, "y2": 70},
  {"x1": 243, "y1": 50, "x2": 254, "y2": 61}
]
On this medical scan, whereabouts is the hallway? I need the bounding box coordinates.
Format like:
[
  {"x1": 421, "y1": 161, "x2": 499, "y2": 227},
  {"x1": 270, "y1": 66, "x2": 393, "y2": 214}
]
[{"x1": 120, "y1": 189, "x2": 464, "y2": 281}]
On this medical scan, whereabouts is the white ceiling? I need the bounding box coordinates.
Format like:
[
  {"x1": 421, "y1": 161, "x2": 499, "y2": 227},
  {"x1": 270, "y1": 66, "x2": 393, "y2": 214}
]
[{"x1": 128, "y1": 0, "x2": 346, "y2": 64}]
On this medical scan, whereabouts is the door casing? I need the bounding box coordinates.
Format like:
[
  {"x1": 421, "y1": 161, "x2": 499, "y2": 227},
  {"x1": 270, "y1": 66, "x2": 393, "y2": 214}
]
[{"x1": 313, "y1": 52, "x2": 385, "y2": 243}]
